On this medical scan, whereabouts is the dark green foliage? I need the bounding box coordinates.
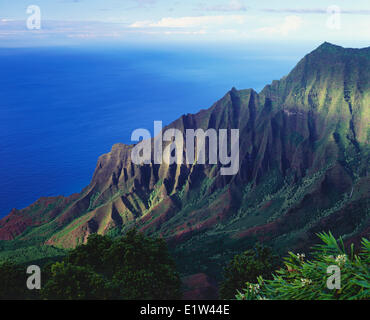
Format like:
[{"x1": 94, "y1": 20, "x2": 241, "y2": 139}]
[
  {"x1": 40, "y1": 262, "x2": 109, "y2": 300},
  {"x1": 0, "y1": 241, "x2": 66, "y2": 265},
  {"x1": 219, "y1": 244, "x2": 280, "y2": 299},
  {"x1": 0, "y1": 261, "x2": 28, "y2": 300},
  {"x1": 236, "y1": 233, "x2": 370, "y2": 300},
  {"x1": 102, "y1": 229, "x2": 182, "y2": 299},
  {"x1": 0, "y1": 230, "x2": 180, "y2": 300},
  {"x1": 66, "y1": 234, "x2": 113, "y2": 275},
  {"x1": 41, "y1": 230, "x2": 181, "y2": 300}
]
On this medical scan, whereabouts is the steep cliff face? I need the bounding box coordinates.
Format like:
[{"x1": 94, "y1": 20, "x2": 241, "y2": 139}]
[{"x1": 0, "y1": 43, "x2": 369, "y2": 274}]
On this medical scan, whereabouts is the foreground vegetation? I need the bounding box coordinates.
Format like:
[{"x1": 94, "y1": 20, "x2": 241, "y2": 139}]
[
  {"x1": 0, "y1": 230, "x2": 368, "y2": 300},
  {"x1": 236, "y1": 233, "x2": 370, "y2": 300},
  {"x1": 0, "y1": 229, "x2": 181, "y2": 300},
  {"x1": 219, "y1": 244, "x2": 280, "y2": 299}
]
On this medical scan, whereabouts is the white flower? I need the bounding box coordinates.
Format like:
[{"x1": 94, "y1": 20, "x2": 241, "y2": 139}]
[
  {"x1": 335, "y1": 254, "x2": 347, "y2": 266},
  {"x1": 248, "y1": 283, "x2": 260, "y2": 293},
  {"x1": 297, "y1": 253, "x2": 306, "y2": 261},
  {"x1": 300, "y1": 278, "x2": 312, "y2": 286}
]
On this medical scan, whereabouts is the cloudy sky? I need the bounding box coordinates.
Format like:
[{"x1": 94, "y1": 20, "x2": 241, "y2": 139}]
[{"x1": 0, "y1": 0, "x2": 369, "y2": 47}]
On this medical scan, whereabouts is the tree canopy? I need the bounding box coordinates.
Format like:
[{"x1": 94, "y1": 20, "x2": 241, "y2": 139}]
[
  {"x1": 41, "y1": 230, "x2": 181, "y2": 300},
  {"x1": 219, "y1": 243, "x2": 280, "y2": 299}
]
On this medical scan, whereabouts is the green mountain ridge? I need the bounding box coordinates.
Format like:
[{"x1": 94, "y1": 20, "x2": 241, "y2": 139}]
[{"x1": 0, "y1": 42, "x2": 369, "y2": 281}]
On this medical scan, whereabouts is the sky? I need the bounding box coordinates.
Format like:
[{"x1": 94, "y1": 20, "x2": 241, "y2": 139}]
[{"x1": 0, "y1": 0, "x2": 369, "y2": 47}]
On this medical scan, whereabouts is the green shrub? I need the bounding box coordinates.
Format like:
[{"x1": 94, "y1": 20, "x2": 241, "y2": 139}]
[
  {"x1": 41, "y1": 262, "x2": 109, "y2": 300},
  {"x1": 236, "y1": 232, "x2": 370, "y2": 300},
  {"x1": 0, "y1": 261, "x2": 28, "y2": 299},
  {"x1": 220, "y1": 244, "x2": 280, "y2": 299}
]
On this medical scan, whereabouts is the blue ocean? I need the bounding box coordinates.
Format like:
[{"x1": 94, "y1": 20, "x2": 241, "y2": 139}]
[{"x1": 0, "y1": 44, "x2": 306, "y2": 217}]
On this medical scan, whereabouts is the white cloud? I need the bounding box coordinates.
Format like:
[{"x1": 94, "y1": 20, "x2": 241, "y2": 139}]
[
  {"x1": 256, "y1": 15, "x2": 303, "y2": 36},
  {"x1": 163, "y1": 30, "x2": 207, "y2": 35},
  {"x1": 129, "y1": 15, "x2": 247, "y2": 28},
  {"x1": 0, "y1": 19, "x2": 15, "y2": 23}
]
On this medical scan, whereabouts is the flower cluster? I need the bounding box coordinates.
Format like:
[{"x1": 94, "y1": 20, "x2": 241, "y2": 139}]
[
  {"x1": 335, "y1": 254, "x2": 347, "y2": 266},
  {"x1": 300, "y1": 278, "x2": 312, "y2": 286},
  {"x1": 248, "y1": 283, "x2": 260, "y2": 293},
  {"x1": 296, "y1": 253, "x2": 306, "y2": 261}
]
